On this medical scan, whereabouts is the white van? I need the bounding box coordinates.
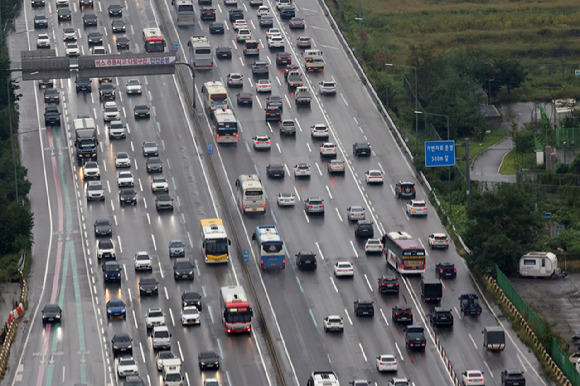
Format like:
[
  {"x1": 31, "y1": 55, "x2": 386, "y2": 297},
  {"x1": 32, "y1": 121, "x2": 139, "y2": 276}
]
[
  {"x1": 162, "y1": 363, "x2": 183, "y2": 386},
  {"x1": 519, "y1": 252, "x2": 558, "y2": 278}
]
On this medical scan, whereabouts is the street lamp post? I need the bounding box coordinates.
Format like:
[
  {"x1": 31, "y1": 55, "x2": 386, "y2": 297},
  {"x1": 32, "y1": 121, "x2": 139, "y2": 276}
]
[{"x1": 387, "y1": 64, "x2": 417, "y2": 153}]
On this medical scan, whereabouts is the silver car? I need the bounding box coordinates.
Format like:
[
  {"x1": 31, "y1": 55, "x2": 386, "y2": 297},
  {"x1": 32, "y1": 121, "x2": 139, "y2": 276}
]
[
  {"x1": 294, "y1": 163, "x2": 311, "y2": 177},
  {"x1": 86, "y1": 180, "x2": 104, "y2": 201},
  {"x1": 277, "y1": 192, "x2": 296, "y2": 207},
  {"x1": 304, "y1": 197, "x2": 324, "y2": 214},
  {"x1": 346, "y1": 206, "x2": 365, "y2": 221}
]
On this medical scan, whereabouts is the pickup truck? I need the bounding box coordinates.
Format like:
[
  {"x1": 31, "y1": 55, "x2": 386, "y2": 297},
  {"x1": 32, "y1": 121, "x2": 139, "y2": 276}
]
[
  {"x1": 294, "y1": 86, "x2": 311, "y2": 106},
  {"x1": 303, "y1": 49, "x2": 325, "y2": 71},
  {"x1": 459, "y1": 293, "x2": 482, "y2": 316},
  {"x1": 286, "y1": 70, "x2": 303, "y2": 89}
]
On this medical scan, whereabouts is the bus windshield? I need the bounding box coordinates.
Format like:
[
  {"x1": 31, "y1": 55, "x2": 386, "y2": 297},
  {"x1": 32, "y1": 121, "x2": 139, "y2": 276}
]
[
  {"x1": 145, "y1": 41, "x2": 164, "y2": 52},
  {"x1": 178, "y1": 4, "x2": 193, "y2": 12},
  {"x1": 224, "y1": 309, "x2": 252, "y2": 323},
  {"x1": 206, "y1": 238, "x2": 228, "y2": 255},
  {"x1": 245, "y1": 190, "x2": 263, "y2": 197},
  {"x1": 262, "y1": 243, "x2": 283, "y2": 254}
]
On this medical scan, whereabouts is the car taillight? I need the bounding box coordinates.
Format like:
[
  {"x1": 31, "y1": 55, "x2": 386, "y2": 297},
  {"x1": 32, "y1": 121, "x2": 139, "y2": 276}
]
[
  {"x1": 409, "y1": 312, "x2": 412, "y2": 316},
  {"x1": 440, "y1": 269, "x2": 444, "y2": 274},
  {"x1": 395, "y1": 283, "x2": 399, "y2": 286},
  {"x1": 453, "y1": 269, "x2": 457, "y2": 273}
]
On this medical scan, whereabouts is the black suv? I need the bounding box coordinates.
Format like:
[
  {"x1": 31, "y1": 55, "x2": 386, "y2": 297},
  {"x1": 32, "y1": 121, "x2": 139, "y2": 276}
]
[
  {"x1": 354, "y1": 220, "x2": 374, "y2": 238},
  {"x1": 75, "y1": 77, "x2": 92, "y2": 93},
  {"x1": 229, "y1": 9, "x2": 244, "y2": 22},
  {"x1": 295, "y1": 251, "x2": 317, "y2": 270},
  {"x1": 405, "y1": 325, "x2": 426, "y2": 350},
  {"x1": 99, "y1": 83, "x2": 115, "y2": 101},
  {"x1": 265, "y1": 106, "x2": 281, "y2": 122},
  {"x1": 395, "y1": 181, "x2": 416, "y2": 199},
  {"x1": 354, "y1": 300, "x2": 374, "y2": 317},
  {"x1": 44, "y1": 106, "x2": 61, "y2": 125},
  {"x1": 435, "y1": 262, "x2": 456, "y2": 279},
  {"x1": 102, "y1": 261, "x2": 122, "y2": 282},
  {"x1": 111, "y1": 334, "x2": 132, "y2": 357},
  {"x1": 378, "y1": 275, "x2": 399, "y2": 294},
  {"x1": 82, "y1": 13, "x2": 97, "y2": 27},
  {"x1": 392, "y1": 305, "x2": 413, "y2": 323},
  {"x1": 44, "y1": 88, "x2": 60, "y2": 103},
  {"x1": 119, "y1": 188, "x2": 137, "y2": 206},
  {"x1": 139, "y1": 277, "x2": 159, "y2": 296},
  {"x1": 501, "y1": 369, "x2": 525, "y2": 386},
  {"x1": 353, "y1": 142, "x2": 371, "y2": 157},
  {"x1": 266, "y1": 164, "x2": 285, "y2": 178},
  {"x1": 279, "y1": 7, "x2": 295, "y2": 19},
  {"x1": 182, "y1": 291, "x2": 202, "y2": 311},
  {"x1": 430, "y1": 307, "x2": 454, "y2": 327}
]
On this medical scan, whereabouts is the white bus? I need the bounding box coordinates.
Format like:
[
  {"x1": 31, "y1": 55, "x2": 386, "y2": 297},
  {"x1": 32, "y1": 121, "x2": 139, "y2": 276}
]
[
  {"x1": 235, "y1": 174, "x2": 266, "y2": 214},
  {"x1": 188, "y1": 36, "x2": 213, "y2": 70},
  {"x1": 174, "y1": 0, "x2": 195, "y2": 26},
  {"x1": 201, "y1": 81, "x2": 229, "y2": 115},
  {"x1": 213, "y1": 108, "x2": 238, "y2": 143}
]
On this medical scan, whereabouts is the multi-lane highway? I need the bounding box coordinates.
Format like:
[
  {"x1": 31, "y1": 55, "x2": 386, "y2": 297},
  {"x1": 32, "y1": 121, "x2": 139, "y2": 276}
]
[{"x1": 6, "y1": 0, "x2": 554, "y2": 385}]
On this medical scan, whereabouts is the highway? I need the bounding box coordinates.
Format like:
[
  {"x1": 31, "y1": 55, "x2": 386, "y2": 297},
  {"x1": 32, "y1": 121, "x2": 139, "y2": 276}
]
[{"x1": 6, "y1": 0, "x2": 554, "y2": 385}]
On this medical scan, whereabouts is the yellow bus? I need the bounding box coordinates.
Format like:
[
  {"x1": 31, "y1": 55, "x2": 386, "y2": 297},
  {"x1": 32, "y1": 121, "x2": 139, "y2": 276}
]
[{"x1": 200, "y1": 219, "x2": 230, "y2": 263}]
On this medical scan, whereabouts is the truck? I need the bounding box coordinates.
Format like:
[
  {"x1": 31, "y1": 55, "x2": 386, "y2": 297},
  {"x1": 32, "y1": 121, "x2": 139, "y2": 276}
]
[
  {"x1": 459, "y1": 293, "x2": 482, "y2": 316},
  {"x1": 482, "y1": 326, "x2": 505, "y2": 351},
  {"x1": 420, "y1": 276, "x2": 442, "y2": 303},
  {"x1": 74, "y1": 116, "x2": 98, "y2": 165},
  {"x1": 286, "y1": 70, "x2": 303, "y2": 89},
  {"x1": 294, "y1": 86, "x2": 312, "y2": 106},
  {"x1": 303, "y1": 49, "x2": 325, "y2": 72}
]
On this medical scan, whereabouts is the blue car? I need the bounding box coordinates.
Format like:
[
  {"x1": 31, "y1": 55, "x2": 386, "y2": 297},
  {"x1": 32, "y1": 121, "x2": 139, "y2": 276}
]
[
  {"x1": 106, "y1": 299, "x2": 126, "y2": 320},
  {"x1": 169, "y1": 240, "x2": 185, "y2": 257}
]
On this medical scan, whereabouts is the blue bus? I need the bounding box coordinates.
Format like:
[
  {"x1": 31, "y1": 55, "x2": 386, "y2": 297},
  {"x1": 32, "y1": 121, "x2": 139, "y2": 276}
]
[{"x1": 252, "y1": 225, "x2": 286, "y2": 270}]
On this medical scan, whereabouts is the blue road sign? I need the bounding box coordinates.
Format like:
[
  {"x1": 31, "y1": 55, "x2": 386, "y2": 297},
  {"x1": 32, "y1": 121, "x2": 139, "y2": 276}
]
[
  {"x1": 243, "y1": 249, "x2": 249, "y2": 262},
  {"x1": 425, "y1": 140, "x2": 456, "y2": 167},
  {"x1": 173, "y1": 42, "x2": 179, "y2": 52},
  {"x1": 208, "y1": 144, "x2": 213, "y2": 155}
]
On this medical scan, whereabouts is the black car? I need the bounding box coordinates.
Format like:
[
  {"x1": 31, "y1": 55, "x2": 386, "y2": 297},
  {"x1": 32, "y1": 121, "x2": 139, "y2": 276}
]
[
  {"x1": 279, "y1": 7, "x2": 295, "y2": 19},
  {"x1": 111, "y1": 20, "x2": 126, "y2": 33},
  {"x1": 182, "y1": 291, "x2": 203, "y2": 311},
  {"x1": 116, "y1": 36, "x2": 130, "y2": 50},
  {"x1": 39, "y1": 79, "x2": 54, "y2": 89},
  {"x1": 119, "y1": 188, "x2": 137, "y2": 206},
  {"x1": 430, "y1": 307, "x2": 454, "y2": 327},
  {"x1": 34, "y1": 15, "x2": 49, "y2": 29},
  {"x1": 134, "y1": 105, "x2": 151, "y2": 119},
  {"x1": 354, "y1": 220, "x2": 374, "y2": 238},
  {"x1": 99, "y1": 83, "x2": 115, "y2": 101},
  {"x1": 378, "y1": 275, "x2": 399, "y2": 294},
  {"x1": 108, "y1": 4, "x2": 123, "y2": 16},
  {"x1": 228, "y1": 9, "x2": 244, "y2": 22},
  {"x1": 94, "y1": 219, "x2": 112, "y2": 236},
  {"x1": 501, "y1": 369, "x2": 525, "y2": 386},
  {"x1": 173, "y1": 259, "x2": 194, "y2": 280},
  {"x1": 353, "y1": 142, "x2": 371, "y2": 156},
  {"x1": 83, "y1": 14, "x2": 97, "y2": 27},
  {"x1": 216, "y1": 46, "x2": 232, "y2": 59},
  {"x1": 41, "y1": 304, "x2": 62, "y2": 324},
  {"x1": 259, "y1": 15, "x2": 273, "y2": 28},
  {"x1": 79, "y1": 0, "x2": 93, "y2": 7},
  {"x1": 266, "y1": 96, "x2": 283, "y2": 110},
  {"x1": 236, "y1": 92, "x2": 253, "y2": 106},
  {"x1": 87, "y1": 32, "x2": 103, "y2": 45},
  {"x1": 275, "y1": 52, "x2": 291, "y2": 65},
  {"x1": 139, "y1": 277, "x2": 159, "y2": 296},
  {"x1": 146, "y1": 157, "x2": 163, "y2": 173},
  {"x1": 295, "y1": 251, "x2": 317, "y2": 270},
  {"x1": 198, "y1": 0, "x2": 212, "y2": 4},
  {"x1": 155, "y1": 194, "x2": 174, "y2": 211},
  {"x1": 111, "y1": 334, "x2": 132, "y2": 356},
  {"x1": 266, "y1": 164, "x2": 284, "y2": 178},
  {"x1": 435, "y1": 262, "x2": 456, "y2": 279},
  {"x1": 32, "y1": 0, "x2": 45, "y2": 8},
  {"x1": 102, "y1": 261, "x2": 122, "y2": 282},
  {"x1": 44, "y1": 89, "x2": 60, "y2": 104},
  {"x1": 251, "y1": 61, "x2": 269, "y2": 76},
  {"x1": 395, "y1": 181, "x2": 416, "y2": 199},
  {"x1": 392, "y1": 305, "x2": 413, "y2": 323},
  {"x1": 200, "y1": 7, "x2": 216, "y2": 20},
  {"x1": 75, "y1": 77, "x2": 92, "y2": 93},
  {"x1": 289, "y1": 17, "x2": 305, "y2": 29},
  {"x1": 57, "y1": 8, "x2": 72, "y2": 22},
  {"x1": 265, "y1": 106, "x2": 281, "y2": 122},
  {"x1": 209, "y1": 21, "x2": 224, "y2": 34},
  {"x1": 354, "y1": 300, "x2": 374, "y2": 317},
  {"x1": 198, "y1": 351, "x2": 220, "y2": 370},
  {"x1": 44, "y1": 106, "x2": 61, "y2": 125},
  {"x1": 405, "y1": 325, "x2": 426, "y2": 350}
]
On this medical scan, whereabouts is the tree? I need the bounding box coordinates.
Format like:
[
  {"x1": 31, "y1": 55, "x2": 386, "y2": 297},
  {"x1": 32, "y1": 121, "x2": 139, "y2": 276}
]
[{"x1": 493, "y1": 59, "x2": 527, "y2": 95}]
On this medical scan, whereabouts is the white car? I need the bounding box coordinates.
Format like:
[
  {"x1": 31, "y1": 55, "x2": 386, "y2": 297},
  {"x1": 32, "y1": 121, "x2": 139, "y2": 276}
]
[
  {"x1": 266, "y1": 28, "x2": 281, "y2": 39},
  {"x1": 103, "y1": 101, "x2": 120, "y2": 122},
  {"x1": 224, "y1": 0, "x2": 237, "y2": 5},
  {"x1": 117, "y1": 357, "x2": 138, "y2": 377},
  {"x1": 134, "y1": 252, "x2": 152, "y2": 271},
  {"x1": 156, "y1": 350, "x2": 180, "y2": 371},
  {"x1": 233, "y1": 19, "x2": 248, "y2": 31},
  {"x1": 277, "y1": 192, "x2": 295, "y2": 207},
  {"x1": 319, "y1": 80, "x2": 337, "y2": 95},
  {"x1": 320, "y1": 142, "x2": 337, "y2": 157},
  {"x1": 388, "y1": 379, "x2": 410, "y2": 386},
  {"x1": 96, "y1": 238, "x2": 116, "y2": 260},
  {"x1": 311, "y1": 124, "x2": 329, "y2": 138},
  {"x1": 62, "y1": 27, "x2": 77, "y2": 41},
  {"x1": 376, "y1": 354, "x2": 398, "y2": 372},
  {"x1": 36, "y1": 33, "x2": 50, "y2": 48},
  {"x1": 117, "y1": 171, "x2": 134, "y2": 187},
  {"x1": 125, "y1": 79, "x2": 142, "y2": 94},
  {"x1": 461, "y1": 370, "x2": 485, "y2": 385},
  {"x1": 253, "y1": 135, "x2": 271, "y2": 150},
  {"x1": 256, "y1": 79, "x2": 272, "y2": 93},
  {"x1": 56, "y1": 0, "x2": 69, "y2": 6},
  {"x1": 236, "y1": 28, "x2": 251, "y2": 42},
  {"x1": 204, "y1": 379, "x2": 220, "y2": 386},
  {"x1": 83, "y1": 161, "x2": 100, "y2": 179},
  {"x1": 428, "y1": 233, "x2": 449, "y2": 249},
  {"x1": 146, "y1": 307, "x2": 166, "y2": 329},
  {"x1": 268, "y1": 36, "x2": 284, "y2": 49},
  {"x1": 293, "y1": 163, "x2": 311, "y2": 177},
  {"x1": 334, "y1": 261, "x2": 354, "y2": 277},
  {"x1": 365, "y1": 239, "x2": 383, "y2": 254},
  {"x1": 406, "y1": 199, "x2": 428, "y2": 216},
  {"x1": 323, "y1": 315, "x2": 344, "y2": 333},
  {"x1": 181, "y1": 306, "x2": 201, "y2": 325},
  {"x1": 65, "y1": 43, "x2": 80, "y2": 56},
  {"x1": 365, "y1": 170, "x2": 384, "y2": 184},
  {"x1": 115, "y1": 152, "x2": 131, "y2": 168},
  {"x1": 257, "y1": 6, "x2": 270, "y2": 16},
  {"x1": 151, "y1": 176, "x2": 169, "y2": 192}
]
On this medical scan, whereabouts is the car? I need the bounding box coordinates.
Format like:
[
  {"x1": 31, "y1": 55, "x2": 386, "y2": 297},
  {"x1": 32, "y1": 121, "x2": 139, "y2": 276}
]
[
  {"x1": 151, "y1": 176, "x2": 169, "y2": 192},
  {"x1": 146, "y1": 157, "x2": 163, "y2": 173},
  {"x1": 309, "y1": 372, "x2": 340, "y2": 386},
  {"x1": 151, "y1": 327, "x2": 171, "y2": 350},
  {"x1": 111, "y1": 334, "x2": 132, "y2": 357},
  {"x1": 236, "y1": 28, "x2": 251, "y2": 42},
  {"x1": 257, "y1": 5, "x2": 270, "y2": 16},
  {"x1": 216, "y1": 46, "x2": 232, "y2": 59},
  {"x1": 295, "y1": 251, "x2": 317, "y2": 270},
  {"x1": 232, "y1": 19, "x2": 248, "y2": 31},
  {"x1": 134, "y1": 252, "x2": 152, "y2": 271},
  {"x1": 405, "y1": 325, "x2": 426, "y2": 350},
  {"x1": 111, "y1": 20, "x2": 126, "y2": 32},
  {"x1": 406, "y1": 200, "x2": 428, "y2": 216},
  {"x1": 56, "y1": 0, "x2": 69, "y2": 7},
  {"x1": 99, "y1": 82, "x2": 115, "y2": 101},
  {"x1": 83, "y1": 14, "x2": 97, "y2": 27},
  {"x1": 227, "y1": 73, "x2": 243, "y2": 87},
  {"x1": 155, "y1": 193, "x2": 174, "y2": 211},
  {"x1": 44, "y1": 88, "x2": 60, "y2": 104},
  {"x1": 253, "y1": 136, "x2": 271, "y2": 150},
  {"x1": 319, "y1": 80, "x2": 337, "y2": 95},
  {"x1": 139, "y1": 277, "x2": 159, "y2": 296},
  {"x1": 320, "y1": 143, "x2": 337, "y2": 157},
  {"x1": 198, "y1": 0, "x2": 212, "y2": 4},
  {"x1": 265, "y1": 106, "x2": 281, "y2": 121},
  {"x1": 280, "y1": 6, "x2": 296, "y2": 19},
  {"x1": 256, "y1": 79, "x2": 272, "y2": 93},
  {"x1": 34, "y1": 15, "x2": 48, "y2": 29},
  {"x1": 391, "y1": 305, "x2": 413, "y2": 323},
  {"x1": 435, "y1": 262, "x2": 456, "y2": 279},
  {"x1": 294, "y1": 163, "x2": 311, "y2": 177},
  {"x1": 169, "y1": 240, "x2": 185, "y2": 257},
  {"x1": 430, "y1": 307, "x2": 454, "y2": 326},
  {"x1": 41, "y1": 304, "x2": 62, "y2": 324},
  {"x1": 108, "y1": 4, "x2": 123, "y2": 16},
  {"x1": 289, "y1": 17, "x2": 305, "y2": 29},
  {"x1": 145, "y1": 307, "x2": 166, "y2": 329},
  {"x1": 428, "y1": 233, "x2": 449, "y2": 249},
  {"x1": 108, "y1": 120, "x2": 126, "y2": 139},
  {"x1": 501, "y1": 369, "x2": 525, "y2": 386},
  {"x1": 79, "y1": 0, "x2": 93, "y2": 7},
  {"x1": 284, "y1": 64, "x2": 300, "y2": 79},
  {"x1": 461, "y1": 370, "x2": 485, "y2": 386},
  {"x1": 266, "y1": 96, "x2": 283, "y2": 110},
  {"x1": 86, "y1": 180, "x2": 104, "y2": 201},
  {"x1": 279, "y1": 119, "x2": 296, "y2": 136},
  {"x1": 117, "y1": 171, "x2": 134, "y2": 187},
  {"x1": 106, "y1": 299, "x2": 127, "y2": 320},
  {"x1": 276, "y1": 52, "x2": 291, "y2": 65},
  {"x1": 355, "y1": 220, "x2": 374, "y2": 238},
  {"x1": 252, "y1": 61, "x2": 269, "y2": 76},
  {"x1": 304, "y1": 197, "x2": 324, "y2": 215},
  {"x1": 209, "y1": 21, "x2": 224, "y2": 34},
  {"x1": 44, "y1": 105, "x2": 61, "y2": 125},
  {"x1": 181, "y1": 306, "x2": 201, "y2": 325},
  {"x1": 277, "y1": 192, "x2": 295, "y2": 207},
  {"x1": 200, "y1": 7, "x2": 216, "y2": 20},
  {"x1": 250, "y1": 0, "x2": 263, "y2": 5},
  {"x1": 378, "y1": 275, "x2": 399, "y2": 294},
  {"x1": 117, "y1": 357, "x2": 138, "y2": 377},
  {"x1": 102, "y1": 260, "x2": 122, "y2": 282},
  {"x1": 365, "y1": 170, "x2": 384, "y2": 184},
  {"x1": 224, "y1": 0, "x2": 237, "y2": 6},
  {"x1": 155, "y1": 350, "x2": 178, "y2": 371},
  {"x1": 125, "y1": 79, "x2": 142, "y2": 95},
  {"x1": 395, "y1": 181, "x2": 416, "y2": 199},
  {"x1": 32, "y1": 0, "x2": 45, "y2": 8},
  {"x1": 116, "y1": 36, "x2": 130, "y2": 50},
  {"x1": 75, "y1": 77, "x2": 91, "y2": 93},
  {"x1": 63, "y1": 27, "x2": 77, "y2": 41},
  {"x1": 96, "y1": 238, "x2": 116, "y2": 259},
  {"x1": 388, "y1": 378, "x2": 411, "y2": 386},
  {"x1": 376, "y1": 354, "x2": 398, "y2": 372},
  {"x1": 57, "y1": 8, "x2": 72, "y2": 22},
  {"x1": 134, "y1": 105, "x2": 151, "y2": 119},
  {"x1": 83, "y1": 161, "x2": 100, "y2": 179},
  {"x1": 365, "y1": 239, "x2": 383, "y2": 253},
  {"x1": 198, "y1": 351, "x2": 220, "y2": 370},
  {"x1": 311, "y1": 124, "x2": 329, "y2": 139},
  {"x1": 266, "y1": 164, "x2": 285, "y2": 178},
  {"x1": 353, "y1": 142, "x2": 371, "y2": 156},
  {"x1": 104, "y1": 102, "x2": 121, "y2": 122},
  {"x1": 94, "y1": 219, "x2": 112, "y2": 236},
  {"x1": 259, "y1": 15, "x2": 274, "y2": 28},
  {"x1": 346, "y1": 206, "x2": 365, "y2": 221},
  {"x1": 65, "y1": 43, "x2": 80, "y2": 56},
  {"x1": 236, "y1": 92, "x2": 253, "y2": 106},
  {"x1": 334, "y1": 261, "x2": 354, "y2": 277},
  {"x1": 182, "y1": 291, "x2": 203, "y2": 311},
  {"x1": 142, "y1": 141, "x2": 159, "y2": 157},
  {"x1": 204, "y1": 379, "x2": 220, "y2": 386},
  {"x1": 354, "y1": 299, "x2": 374, "y2": 317},
  {"x1": 268, "y1": 36, "x2": 285, "y2": 50},
  {"x1": 36, "y1": 33, "x2": 51, "y2": 48},
  {"x1": 296, "y1": 36, "x2": 312, "y2": 48},
  {"x1": 119, "y1": 188, "x2": 137, "y2": 206},
  {"x1": 323, "y1": 315, "x2": 344, "y2": 333}
]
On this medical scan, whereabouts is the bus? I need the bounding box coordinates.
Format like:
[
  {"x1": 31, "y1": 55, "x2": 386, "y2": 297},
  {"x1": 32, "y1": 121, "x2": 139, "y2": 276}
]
[
  {"x1": 200, "y1": 218, "x2": 230, "y2": 263},
  {"x1": 235, "y1": 174, "x2": 266, "y2": 214},
  {"x1": 252, "y1": 225, "x2": 286, "y2": 270},
  {"x1": 143, "y1": 27, "x2": 166, "y2": 53},
  {"x1": 220, "y1": 286, "x2": 253, "y2": 333},
  {"x1": 383, "y1": 231, "x2": 426, "y2": 274},
  {"x1": 201, "y1": 81, "x2": 229, "y2": 115},
  {"x1": 174, "y1": 0, "x2": 195, "y2": 26},
  {"x1": 213, "y1": 108, "x2": 238, "y2": 143},
  {"x1": 188, "y1": 36, "x2": 213, "y2": 70}
]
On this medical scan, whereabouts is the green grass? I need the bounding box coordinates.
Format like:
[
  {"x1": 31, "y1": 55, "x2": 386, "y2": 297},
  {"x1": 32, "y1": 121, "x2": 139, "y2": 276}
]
[{"x1": 499, "y1": 150, "x2": 537, "y2": 174}]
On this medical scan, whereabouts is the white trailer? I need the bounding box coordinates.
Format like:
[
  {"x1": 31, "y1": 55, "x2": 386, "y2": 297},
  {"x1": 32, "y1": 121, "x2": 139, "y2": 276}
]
[{"x1": 519, "y1": 251, "x2": 558, "y2": 278}]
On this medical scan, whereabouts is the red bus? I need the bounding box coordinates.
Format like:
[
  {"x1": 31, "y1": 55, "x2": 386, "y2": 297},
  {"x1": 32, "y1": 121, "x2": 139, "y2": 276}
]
[
  {"x1": 220, "y1": 286, "x2": 253, "y2": 333},
  {"x1": 142, "y1": 27, "x2": 166, "y2": 53}
]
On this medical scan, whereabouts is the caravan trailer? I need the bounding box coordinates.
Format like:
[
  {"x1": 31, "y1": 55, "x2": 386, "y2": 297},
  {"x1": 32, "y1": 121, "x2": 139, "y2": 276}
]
[{"x1": 519, "y1": 252, "x2": 558, "y2": 278}]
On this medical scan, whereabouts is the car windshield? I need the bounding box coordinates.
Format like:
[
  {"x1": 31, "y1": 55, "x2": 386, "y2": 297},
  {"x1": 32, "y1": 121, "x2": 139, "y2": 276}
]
[
  {"x1": 407, "y1": 332, "x2": 424, "y2": 340},
  {"x1": 170, "y1": 241, "x2": 184, "y2": 248},
  {"x1": 148, "y1": 310, "x2": 163, "y2": 317},
  {"x1": 44, "y1": 305, "x2": 60, "y2": 312},
  {"x1": 154, "y1": 330, "x2": 169, "y2": 338}
]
